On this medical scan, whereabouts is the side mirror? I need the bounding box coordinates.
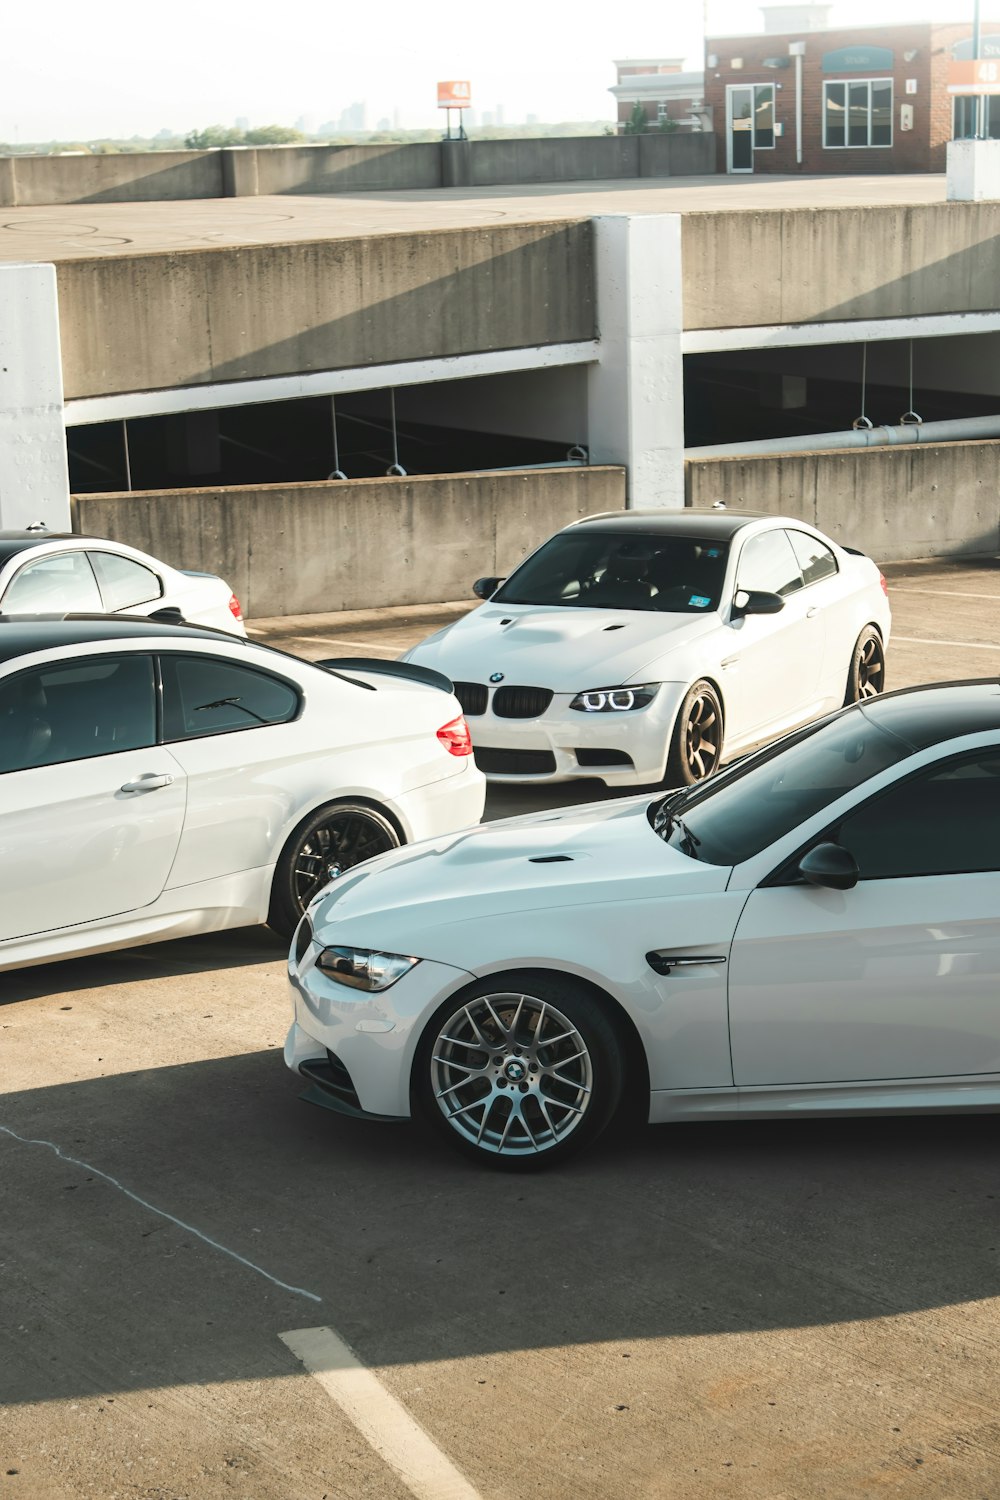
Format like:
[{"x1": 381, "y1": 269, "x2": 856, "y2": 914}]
[
  {"x1": 733, "y1": 588, "x2": 784, "y2": 617},
  {"x1": 473, "y1": 576, "x2": 504, "y2": 601},
  {"x1": 798, "y1": 842, "x2": 859, "y2": 891}
]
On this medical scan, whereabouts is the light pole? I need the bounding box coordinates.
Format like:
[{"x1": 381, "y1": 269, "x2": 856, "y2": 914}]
[{"x1": 974, "y1": 0, "x2": 982, "y2": 137}]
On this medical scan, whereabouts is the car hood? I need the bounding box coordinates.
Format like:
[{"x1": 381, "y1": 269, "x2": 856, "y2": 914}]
[
  {"x1": 406, "y1": 604, "x2": 720, "y2": 692},
  {"x1": 307, "y1": 795, "x2": 731, "y2": 962}
]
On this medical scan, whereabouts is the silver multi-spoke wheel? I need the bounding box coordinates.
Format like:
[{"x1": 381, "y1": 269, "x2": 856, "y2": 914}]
[
  {"x1": 666, "y1": 680, "x2": 724, "y2": 787},
  {"x1": 417, "y1": 976, "x2": 625, "y2": 1167},
  {"x1": 845, "y1": 629, "x2": 886, "y2": 705}
]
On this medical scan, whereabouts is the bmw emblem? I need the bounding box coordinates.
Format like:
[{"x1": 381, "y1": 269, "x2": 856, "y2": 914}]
[{"x1": 489, "y1": 671, "x2": 505, "y2": 684}]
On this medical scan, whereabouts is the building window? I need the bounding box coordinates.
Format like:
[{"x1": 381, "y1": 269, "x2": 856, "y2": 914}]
[
  {"x1": 754, "y1": 84, "x2": 775, "y2": 148},
  {"x1": 953, "y1": 96, "x2": 1000, "y2": 140},
  {"x1": 823, "y1": 79, "x2": 893, "y2": 148}
]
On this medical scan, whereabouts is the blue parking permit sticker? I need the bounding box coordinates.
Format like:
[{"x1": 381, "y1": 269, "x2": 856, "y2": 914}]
[
  {"x1": 704, "y1": 548, "x2": 721, "y2": 559},
  {"x1": 689, "y1": 594, "x2": 711, "y2": 608}
]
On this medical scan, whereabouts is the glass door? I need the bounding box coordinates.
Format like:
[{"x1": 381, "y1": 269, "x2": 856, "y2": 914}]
[{"x1": 727, "y1": 85, "x2": 754, "y2": 172}]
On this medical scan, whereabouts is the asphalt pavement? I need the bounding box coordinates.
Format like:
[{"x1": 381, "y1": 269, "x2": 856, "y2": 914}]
[{"x1": 4, "y1": 556, "x2": 1000, "y2": 1499}]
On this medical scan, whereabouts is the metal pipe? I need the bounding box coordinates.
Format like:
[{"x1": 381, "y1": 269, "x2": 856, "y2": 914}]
[
  {"x1": 685, "y1": 412, "x2": 1000, "y2": 460},
  {"x1": 795, "y1": 51, "x2": 803, "y2": 165},
  {"x1": 974, "y1": 0, "x2": 983, "y2": 138}
]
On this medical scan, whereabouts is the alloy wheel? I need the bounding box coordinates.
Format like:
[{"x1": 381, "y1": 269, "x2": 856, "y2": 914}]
[
  {"x1": 857, "y1": 636, "x2": 885, "y2": 699},
  {"x1": 683, "y1": 691, "x2": 721, "y2": 780},
  {"x1": 291, "y1": 808, "x2": 398, "y2": 914}
]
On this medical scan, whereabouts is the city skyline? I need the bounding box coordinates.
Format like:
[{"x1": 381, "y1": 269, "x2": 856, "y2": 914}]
[{"x1": 5, "y1": 0, "x2": 1000, "y2": 142}]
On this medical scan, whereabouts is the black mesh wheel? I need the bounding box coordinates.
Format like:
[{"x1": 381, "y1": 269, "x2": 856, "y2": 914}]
[{"x1": 268, "y1": 801, "x2": 400, "y2": 938}]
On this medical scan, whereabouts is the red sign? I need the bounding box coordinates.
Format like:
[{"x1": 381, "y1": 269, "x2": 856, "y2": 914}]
[
  {"x1": 948, "y1": 59, "x2": 1000, "y2": 95},
  {"x1": 437, "y1": 80, "x2": 472, "y2": 108}
]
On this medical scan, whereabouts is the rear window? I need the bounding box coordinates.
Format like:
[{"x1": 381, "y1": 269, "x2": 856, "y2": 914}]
[{"x1": 161, "y1": 654, "x2": 300, "y2": 738}]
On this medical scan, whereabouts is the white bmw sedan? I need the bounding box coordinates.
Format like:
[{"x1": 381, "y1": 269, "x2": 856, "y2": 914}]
[
  {"x1": 0, "y1": 618, "x2": 485, "y2": 971},
  {"x1": 288, "y1": 681, "x2": 1000, "y2": 1167},
  {"x1": 0, "y1": 530, "x2": 246, "y2": 636},
  {"x1": 403, "y1": 510, "x2": 890, "y2": 787}
]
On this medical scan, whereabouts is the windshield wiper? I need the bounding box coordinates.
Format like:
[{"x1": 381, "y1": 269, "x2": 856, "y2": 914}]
[{"x1": 652, "y1": 791, "x2": 701, "y2": 858}]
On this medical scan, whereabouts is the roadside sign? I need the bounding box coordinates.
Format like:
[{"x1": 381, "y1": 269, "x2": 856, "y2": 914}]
[
  {"x1": 948, "y1": 59, "x2": 1000, "y2": 95},
  {"x1": 437, "y1": 81, "x2": 472, "y2": 109}
]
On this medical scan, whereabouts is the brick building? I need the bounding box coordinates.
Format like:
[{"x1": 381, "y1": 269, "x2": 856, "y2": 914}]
[
  {"x1": 610, "y1": 58, "x2": 709, "y2": 133},
  {"x1": 704, "y1": 3, "x2": 1000, "y2": 174}
]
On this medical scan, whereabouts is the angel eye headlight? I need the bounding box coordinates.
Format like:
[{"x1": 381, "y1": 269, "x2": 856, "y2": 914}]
[
  {"x1": 569, "y1": 683, "x2": 660, "y2": 713},
  {"x1": 316, "y1": 947, "x2": 420, "y2": 991}
]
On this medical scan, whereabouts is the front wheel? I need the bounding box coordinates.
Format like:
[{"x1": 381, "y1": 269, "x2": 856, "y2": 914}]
[
  {"x1": 664, "y1": 680, "x2": 723, "y2": 787},
  {"x1": 844, "y1": 629, "x2": 886, "y2": 705},
  {"x1": 414, "y1": 974, "x2": 625, "y2": 1169},
  {"x1": 268, "y1": 801, "x2": 401, "y2": 938}
]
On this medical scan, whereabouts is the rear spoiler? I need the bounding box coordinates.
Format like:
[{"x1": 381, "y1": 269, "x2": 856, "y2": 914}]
[{"x1": 316, "y1": 657, "x2": 455, "y2": 695}]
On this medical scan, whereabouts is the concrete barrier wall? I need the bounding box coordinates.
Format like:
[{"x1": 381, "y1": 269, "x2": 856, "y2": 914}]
[
  {"x1": 56, "y1": 221, "x2": 596, "y2": 399},
  {"x1": 0, "y1": 135, "x2": 716, "y2": 208},
  {"x1": 72, "y1": 466, "x2": 627, "y2": 618},
  {"x1": 682, "y1": 203, "x2": 1000, "y2": 328},
  {"x1": 685, "y1": 440, "x2": 1000, "y2": 561},
  {"x1": 0, "y1": 151, "x2": 224, "y2": 206}
]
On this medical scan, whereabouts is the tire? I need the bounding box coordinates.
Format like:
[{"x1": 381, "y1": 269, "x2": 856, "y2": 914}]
[
  {"x1": 844, "y1": 628, "x2": 886, "y2": 706},
  {"x1": 413, "y1": 973, "x2": 626, "y2": 1170},
  {"x1": 268, "y1": 800, "x2": 401, "y2": 939},
  {"x1": 664, "y1": 680, "x2": 724, "y2": 787}
]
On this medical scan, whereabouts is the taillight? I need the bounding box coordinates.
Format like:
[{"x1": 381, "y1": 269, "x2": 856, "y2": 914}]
[
  {"x1": 228, "y1": 593, "x2": 244, "y2": 621},
  {"x1": 437, "y1": 715, "x2": 473, "y2": 756},
  {"x1": 879, "y1": 572, "x2": 889, "y2": 598}
]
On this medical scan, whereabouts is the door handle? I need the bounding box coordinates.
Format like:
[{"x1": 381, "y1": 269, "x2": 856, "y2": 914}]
[
  {"x1": 806, "y1": 606, "x2": 818, "y2": 618},
  {"x1": 120, "y1": 773, "x2": 174, "y2": 794},
  {"x1": 646, "y1": 952, "x2": 727, "y2": 976},
  {"x1": 721, "y1": 654, "x2": 740, "y2": 668}
]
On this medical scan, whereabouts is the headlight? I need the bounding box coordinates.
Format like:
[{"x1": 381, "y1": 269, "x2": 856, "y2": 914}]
[
  {"x1": 316, "y1": 946, "x2": 420, "y2": 991},
  {"x1": 569, "y1": 683, "x2": 660, "y2": 713}
]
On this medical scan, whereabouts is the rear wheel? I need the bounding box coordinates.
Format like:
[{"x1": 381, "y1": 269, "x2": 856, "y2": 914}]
[
  {"x1": 844, "y1": 629, "x2": 885, "y2": 705},
  {"x1": 414, "y1": 974, "x2": 625, "y2": 1169},
  {"x1": 664, "y1": 680, "x2": 723, "y2": 787},
  {"x1": 268, "y1": 801, "x2": 400, "y2": 938}
]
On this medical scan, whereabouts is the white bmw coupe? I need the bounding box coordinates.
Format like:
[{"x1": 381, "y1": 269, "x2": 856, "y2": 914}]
[
  {"x1": 287, "y1": 681, "x2": 1000, "y2": 1168},
  {"x1": 0, "y1": 617, "x2": 485, "y2": 971},
  {"x1": 403, "y1": 510, "x2": 891, "y2": 787}
]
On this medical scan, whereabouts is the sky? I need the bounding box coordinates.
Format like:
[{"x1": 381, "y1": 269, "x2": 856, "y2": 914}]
[{"x1": 5, "y1": 0, "x2": 1000, "y2": 142}]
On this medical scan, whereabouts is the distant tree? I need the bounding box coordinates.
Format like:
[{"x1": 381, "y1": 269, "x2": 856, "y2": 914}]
[
  {"x1": 658, "y1": 115, "x2": 680, "y2": 133},
  {"x1": 622, "y1": 102, "x2": 648, "y2": 135},
  {"x1": 244, "y1": 125, "x2": 304, "y2": 145},
  {"x1": 184, "y1": 125, "x2": 245, "y2": 149}
]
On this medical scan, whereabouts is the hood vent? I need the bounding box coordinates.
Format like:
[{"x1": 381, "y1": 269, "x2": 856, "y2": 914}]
[
  {"x1": 529, "y1": 854, "x2": 573, "y2": 863},
  {"x1": 604, "y1": 623, "x2": 626, "y2": 631}
]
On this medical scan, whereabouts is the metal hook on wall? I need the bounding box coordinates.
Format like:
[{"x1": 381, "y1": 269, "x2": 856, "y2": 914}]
[
  {"x1": 852, "y1": 344, "x2": 873, "y2": 430},
  {"x1": 899, "y1": 340, "x2": 922, "y2": 426},
  {"x1": 327, "y1": 395, "x2": 347, "y2": 480},
  {"x1": 386, "y1": 389, "x2": 407, "y2": 477}
]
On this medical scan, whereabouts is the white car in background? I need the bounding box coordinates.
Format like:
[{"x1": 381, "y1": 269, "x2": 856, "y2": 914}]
[
  {"x1": 0, "y1": 530, "x2": 246, "y2": 636},
  {"x1": 403, "y1": 510, "x2": 891, "y2": 787},
  {"x1": 287, "y1": 681, "x2": 1000, "y2": 1168},
  {"x1": 0, "y1": 617, "x2": 485, "y2": 971}
]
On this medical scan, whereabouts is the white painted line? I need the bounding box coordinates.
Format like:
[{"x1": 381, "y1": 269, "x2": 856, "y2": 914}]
[
  {"x1": 0, "y1": 1123, "x2": 321, "y2": 1304},
  {"x1": 893, "y1": 635, "x2": 1000, "y2": 651},
  {"x1": 681, "y1": 310, "x2": 1000, "y2": 355},
  {"x1": 281, "y1": 1325, "x2": 483, "y2": 1500},
  {"x1": 891, "y1": 587, "x2": 1000, "y2": 601},
  {"x1": 294, "y1": 636, "x2": 399, "y2": 656}
]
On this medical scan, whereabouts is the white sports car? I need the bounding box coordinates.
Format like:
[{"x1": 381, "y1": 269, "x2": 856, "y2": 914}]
[
  {"x1": 403, "y1": 510, "x2": 891, "y2": 787},
  {"x1": 0, "y1": 617, "x2": 485, "y2": 971},
  {"x1": 0, "y1": 529, "x2": 246, "y2": 636},
  {"x1": 287, "y1": 681, "x2": 1000, "y2": 1167}
]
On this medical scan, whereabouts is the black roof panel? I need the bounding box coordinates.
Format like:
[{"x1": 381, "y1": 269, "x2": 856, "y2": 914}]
[
  {"x1": 0, "y1": 532, "x2": 80, "y2": 566},
  {"x1": 0, "y1": 615, "x2": 235, "y2": 668},
  {"x1": 861, "y1": 680, "x2": 1000, "y2": 749},
  {"x1": 572, "y1": 509, "x2": 768, "y2": 540}
]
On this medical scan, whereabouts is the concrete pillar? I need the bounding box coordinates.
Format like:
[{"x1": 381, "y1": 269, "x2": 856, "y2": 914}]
[
  {"x1": 947, "y1": 138, "x2": 1000, "y2": 201},
  {"x1": 587, "y1": 213, "x2": 685, "y2": 509},
  {"x1": 0, "y1": 157, "x2": 16, "y2": 208},
  {"x1": 221, "y1": 147, "x2": 259, "y2": 198},
  {"x1": 0, "y1": 263, "x2": 70, "y2": 529},
  {"x1": 441, "y1": 139, "x2": 472, "y2": 188}
]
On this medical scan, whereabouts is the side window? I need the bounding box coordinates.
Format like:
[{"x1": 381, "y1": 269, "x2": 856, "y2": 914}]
[
  {"x1": 161, "y1": 654, "x2": 300, "y2": 739},
  {"x1": 0, "y1": 655, "x2": 156, "y2": 773},
  {"x1": 90, "y1": 551, "x2": 162, "y2": 612},
  {"x1": 835, "y1": 752, "x2": 1000, "y2": 880},
  {"x1": 787, "y1": 530, "x2": 838, "y2": 587},
  {"x1": 737, "y1": 531, "x2": 803, "y2": 597},
  {"x1": 2, "y1": 552, "x2": 102, "y2": 614}
]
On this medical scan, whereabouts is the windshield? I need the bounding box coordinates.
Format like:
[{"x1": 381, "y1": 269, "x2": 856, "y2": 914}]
[
  {"x1": 494, "y1": 532, "x2": 729, "y2": 613},
  {"x1": 651, "y1": 707, "x2": 917, "y2": 866}
]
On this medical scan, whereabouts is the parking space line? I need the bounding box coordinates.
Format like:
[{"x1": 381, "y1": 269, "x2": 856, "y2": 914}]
[
  {"x1": 892, "y1": 635, "x2": 1000, "y2": 651},
  {"x1": 280, "y1": 1325, "x2": 483, "y2": 1500},
  {"x1": 0, "y1": 1123, "x2": 322, "y2": 1304},
  {"x1": 292, "y1": 636, "x2": 400, "y2": 656},
  {"x1": 891, "y1": 588, "x2": 1000, "y2": 600}
]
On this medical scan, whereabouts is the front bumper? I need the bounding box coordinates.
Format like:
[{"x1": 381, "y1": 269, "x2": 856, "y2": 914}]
[
  {"x1": 285, "y1": 927, "x2": 474, "y2": 1118},
  {"x1": 464, "y1": 685, "x2": 689, "y2": 786}
]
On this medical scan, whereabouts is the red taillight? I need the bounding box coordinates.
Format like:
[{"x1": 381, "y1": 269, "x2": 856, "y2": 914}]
[
  {"x1": 228, "y1": 593, "x2": 244, "y2": 621},
  {"x1": 437, "y1": 715, "x2": 473, "y2": 757},
  {"x1": 879, "y1": 572, "x2": 889, "y2": 599}
]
